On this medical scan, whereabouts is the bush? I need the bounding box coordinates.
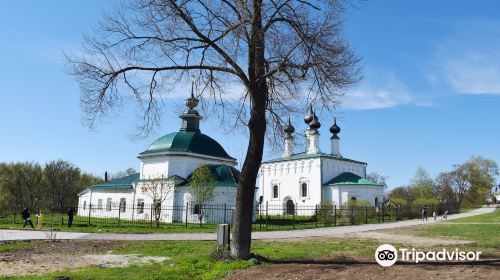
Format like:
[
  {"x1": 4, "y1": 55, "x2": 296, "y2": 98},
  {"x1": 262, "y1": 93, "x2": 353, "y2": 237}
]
[{"x1": 313, "y1": 201, "x2": 336, "y2": 226}]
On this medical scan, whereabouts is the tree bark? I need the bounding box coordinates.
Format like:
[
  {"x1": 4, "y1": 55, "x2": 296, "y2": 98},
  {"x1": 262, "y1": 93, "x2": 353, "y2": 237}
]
[{"x1": 231, "y1": 0, "x2": 267, "y2": 259}]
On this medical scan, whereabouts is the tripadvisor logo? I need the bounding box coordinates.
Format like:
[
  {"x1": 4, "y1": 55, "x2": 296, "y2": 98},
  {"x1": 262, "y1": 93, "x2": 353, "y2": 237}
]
[{"x1": 375, "y1": 244, "x2": 482, "y2": 267}]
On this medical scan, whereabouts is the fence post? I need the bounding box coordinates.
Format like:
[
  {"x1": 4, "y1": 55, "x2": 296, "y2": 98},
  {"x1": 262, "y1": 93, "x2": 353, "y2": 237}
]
[
  {"x1": 150, "y1": 204, "x2": 153, "y2": 227},
  {"x1": 334, "y1": 205, "x2": 337, "y2": 226},
  {"x1": 185, "y1": 202, "x2": 189, "y2": 228},
  {"x1": 315, "y1": 204, "x2": 318, "y2": 228},
  {"x1": 88, "y1": 203, "x2": 92, "y2": 226},
  {"x1": 382, "y1": 205, "x2": 385, "y2": 223},
  {"x1": 224, "y1": 203, "x2": 227, "y2": 224},
  {"x1": 259, "y1": 203, "x2": 262, "y2": 230},
  {"x1": 292, "y1": 208, "x2": 295, "y2": 230},
  {"x1": 118, "y1": 206, "x2": 121, "y2": 227},
  {"x1": 265, "y1": 201, "x2": 269, "y2": 231},
  {"x1": 365, "y1": 206, "x2": 368, "y2": 224}
]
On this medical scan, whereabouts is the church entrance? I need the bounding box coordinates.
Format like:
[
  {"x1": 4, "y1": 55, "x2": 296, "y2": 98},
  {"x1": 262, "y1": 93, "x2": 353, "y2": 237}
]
[{"x1": 286, "y1": 199, "x2": 295, "y2": 215}]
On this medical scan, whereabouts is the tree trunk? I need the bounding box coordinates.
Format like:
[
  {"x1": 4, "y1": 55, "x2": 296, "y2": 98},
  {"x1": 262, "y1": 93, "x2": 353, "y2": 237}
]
[{"x1": 231, "y1": 0, "x2": 267, "y2": 260}]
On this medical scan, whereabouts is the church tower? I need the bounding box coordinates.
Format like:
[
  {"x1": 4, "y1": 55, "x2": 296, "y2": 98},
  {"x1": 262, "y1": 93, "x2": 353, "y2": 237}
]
[
  {"x1": 283, "y1": 117, "x2": 295, "y2": 157},
  {"x1": 330, "y1": 117, "x2": 342, "y2": 157},
  {"x1": 304, "y1": 104, "x2": 321, "y2": 154}
]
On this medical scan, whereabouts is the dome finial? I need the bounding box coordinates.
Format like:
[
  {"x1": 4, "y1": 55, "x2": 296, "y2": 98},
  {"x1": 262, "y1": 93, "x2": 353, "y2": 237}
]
[
  {"x1": 186, "y1": 80, "x2": 199, "y2": 109},
  {"x1": 304, "y1": 103, "x2": 314, "y2": 124},
  {"x1": 284, "y1": 116, "x2": 295, "y2": 136}
]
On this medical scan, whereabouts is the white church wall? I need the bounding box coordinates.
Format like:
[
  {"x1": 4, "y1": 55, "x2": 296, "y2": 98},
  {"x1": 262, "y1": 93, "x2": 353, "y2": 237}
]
[
  {"x1": 334, "y1": 185, "x2": 383, "y2": 206},
  {"x1": 260, "y1": 158, "x2": 322, "y2": 215},
  {"x1": 321, "y1": 158, "x2": 366, "y2": 185}
]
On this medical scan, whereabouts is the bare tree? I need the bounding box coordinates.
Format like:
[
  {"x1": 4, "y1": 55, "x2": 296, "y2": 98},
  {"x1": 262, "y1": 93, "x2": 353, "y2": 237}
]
[
  {"x1": 140, "y1": 175, "x2": 174, "y2": 227},
  {"x1": 66, "y1": 0, "x2": 360, "y2": 259}
]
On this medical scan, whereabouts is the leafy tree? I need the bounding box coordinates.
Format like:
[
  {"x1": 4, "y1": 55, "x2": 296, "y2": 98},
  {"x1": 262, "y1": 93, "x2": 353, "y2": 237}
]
[
  {"x1": 66, "y1": 0, "x2": 360, "y2": 259},
  {"x1": 388, "y1": 186, "x2": 413, "y2": 206},
  {"x1": 1, "y1": 162, "x2": 45, "y2": 212},
  {"x1": 462, "y1": 156, "x2": 498, "y2": 207},
  {"x1": 367, "y1": 172, "x2": 388, "y2": 189},
  {"x1": 189, "y1": 165, "x2": 217, "y2": 222},
  {"x1": 410, "y1": 167, "x2": 435, "y2": 205},
  {"x1": 43, "y1": 160, "x2": 82, "y2": 212}
]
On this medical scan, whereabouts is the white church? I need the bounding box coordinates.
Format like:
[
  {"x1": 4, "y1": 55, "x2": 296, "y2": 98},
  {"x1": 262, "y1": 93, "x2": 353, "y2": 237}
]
[
  {"x1": 77, "y1": 89, "x2": 240, "y2": 223},
  {"x1": 258, "y1": 104, "x2": 384, "y2": 214},
  {"x1": 78, "y1": 88, "x2": 383, "y2": 222}
]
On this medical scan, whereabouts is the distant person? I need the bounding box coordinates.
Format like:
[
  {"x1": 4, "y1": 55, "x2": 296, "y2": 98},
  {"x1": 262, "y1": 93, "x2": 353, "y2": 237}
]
[
  {"x1": 21, "y1": 208, "x2": 35, "y2": 229},
  {"x1": 432, "y1": 211, "x2": 437, "y2": 221},
  {"x1": 423, "y1": 205, "x2": 428, "y2": 221},
  {"x1": 443, "y1": 210, "x2": 448, "y2": 221},
  {"x1": 67, "y1": 207, "x2": 75, "y2": 228}
]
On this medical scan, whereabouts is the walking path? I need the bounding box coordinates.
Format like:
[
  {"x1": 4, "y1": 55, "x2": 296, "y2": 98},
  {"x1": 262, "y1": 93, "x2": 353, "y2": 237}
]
[{"x1": 0, "y1": 207, "x2": 495, "y2": 242}]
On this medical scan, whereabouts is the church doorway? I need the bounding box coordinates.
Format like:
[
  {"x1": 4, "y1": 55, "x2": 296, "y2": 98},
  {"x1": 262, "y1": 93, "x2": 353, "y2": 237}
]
[{"x1": 286, "y1": 199, "x2": 295, "y2": 215}]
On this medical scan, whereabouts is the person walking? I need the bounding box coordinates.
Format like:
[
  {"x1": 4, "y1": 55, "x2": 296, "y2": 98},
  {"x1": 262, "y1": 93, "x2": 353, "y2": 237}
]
[
  {"x1": 432, "y1": 211, "x2": 437, "y2": 221},
  {"x1": 67, "y1": 207, "x2": 75, "y2": 228},
  {"x1": 21, "y1": 208, "x2": 35, "y2": 229}
]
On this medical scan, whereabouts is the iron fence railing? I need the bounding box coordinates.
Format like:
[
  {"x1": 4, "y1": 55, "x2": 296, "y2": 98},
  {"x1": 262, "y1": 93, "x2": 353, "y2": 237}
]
[{"x1": 0, "y1": 203, "x2": 458, "y2": 231}]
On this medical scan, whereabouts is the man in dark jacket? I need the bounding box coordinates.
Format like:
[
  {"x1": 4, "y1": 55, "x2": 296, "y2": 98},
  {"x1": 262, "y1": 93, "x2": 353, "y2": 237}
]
[
  {"x1": 67, "y1": 207, "x2": 75, "y2": 228},
  {"x1": 21, "y1": 208, "x2": 35, "y2": 229}
]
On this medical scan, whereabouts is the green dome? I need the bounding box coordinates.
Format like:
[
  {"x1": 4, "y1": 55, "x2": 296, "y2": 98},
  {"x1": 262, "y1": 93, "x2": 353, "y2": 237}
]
[{"x1": 140, "y1": 131, "x2": 234, "y2": 160}]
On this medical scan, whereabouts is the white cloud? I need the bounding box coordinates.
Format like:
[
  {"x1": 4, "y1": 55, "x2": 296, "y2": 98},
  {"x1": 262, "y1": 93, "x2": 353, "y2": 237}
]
[
  {"x1": 432, "y1": 20, "x2": 500, "y2": 94},
  {"x1": 342, "y1": 75, "x2": 413, "y2": 110}
]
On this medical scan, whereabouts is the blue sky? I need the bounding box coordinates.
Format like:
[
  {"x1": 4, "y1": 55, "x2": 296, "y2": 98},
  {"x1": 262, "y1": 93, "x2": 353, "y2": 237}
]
[{"x1": 0, "y1": 0, "x2": 499, "y2": 188}]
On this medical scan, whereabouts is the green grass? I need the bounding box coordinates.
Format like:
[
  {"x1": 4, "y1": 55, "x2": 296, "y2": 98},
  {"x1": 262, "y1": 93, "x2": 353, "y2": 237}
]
[
  {"x1": 417, "y1": 208, "x2": 500, "y2": 257},
  {"x1": 1, "y1": 239, "x2": 378, "y2": 280}
]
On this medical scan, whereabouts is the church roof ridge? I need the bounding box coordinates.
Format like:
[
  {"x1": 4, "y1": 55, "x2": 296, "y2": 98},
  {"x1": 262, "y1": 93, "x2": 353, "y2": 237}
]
[
  {"x1": 261, "y1": 152, "x2": 366, "y2": 165},
  {"x1": 323, "y1": 172, "x2": 382, "y2": 186}
]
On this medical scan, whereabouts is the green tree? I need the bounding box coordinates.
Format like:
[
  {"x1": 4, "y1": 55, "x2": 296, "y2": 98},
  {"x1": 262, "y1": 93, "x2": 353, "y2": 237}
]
[
  {"x1": 1, "y1": 162, "x2": 45, "y2": 212},
  {"x1": 43, "y1": 160, "x2": 82, "y2": 212},
  {"x1": 66, "y1": 0, "x2": 360, "y2": 259},
  {"x1": 189, "y1": 165, "x2": 216, "y2": 222},
  {"x1": 410, "y1": 167, "x2": 437, "y2": 205},
  {"x1": 462, "y1": 156, "x2": 498, "y2": 207}
]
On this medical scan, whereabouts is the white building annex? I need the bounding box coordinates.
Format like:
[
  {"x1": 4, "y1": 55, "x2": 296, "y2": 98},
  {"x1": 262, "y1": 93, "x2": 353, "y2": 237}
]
[
  {"x1": 259, "y1": 105, "x2": 384, "y2": 214},
  {"x1": 77, "y1": 89, "x2": 241, "y2": 223}
]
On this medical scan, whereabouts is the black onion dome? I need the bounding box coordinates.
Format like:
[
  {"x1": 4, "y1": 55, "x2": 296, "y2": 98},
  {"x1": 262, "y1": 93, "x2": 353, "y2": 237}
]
[
  {"x1": 304, "y1": 103, "x2": 314, "y2": 124},
  {"x1": 309, "y1": 112, "x2": 321, "y2": 129},
  {"x1": 284, "y1": 117, "x2": 295, "y2": 134},
  {"x1": 330, "y1": 117, "x2": 341, "y2": 134}
]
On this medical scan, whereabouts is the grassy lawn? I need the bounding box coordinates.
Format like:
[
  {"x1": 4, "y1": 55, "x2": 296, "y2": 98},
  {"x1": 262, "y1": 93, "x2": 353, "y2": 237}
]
[
  {"x1": 0, "y1": 239, "x2": 378, "y2": 280},
  {"x1": 417, "y1": 208, "x2": 499, "y2": 257}
]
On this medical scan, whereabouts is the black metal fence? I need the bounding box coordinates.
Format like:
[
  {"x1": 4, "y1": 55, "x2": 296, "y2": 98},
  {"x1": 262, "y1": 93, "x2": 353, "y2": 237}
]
[{"x1": 0, "y1": 202, "x2": 458, "y2": 231}]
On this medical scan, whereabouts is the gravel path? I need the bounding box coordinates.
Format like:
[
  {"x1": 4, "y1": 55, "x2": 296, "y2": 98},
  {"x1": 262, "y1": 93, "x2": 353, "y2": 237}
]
[{"x1": 0, "y1": 207, "x2": 495, "y2": 242}]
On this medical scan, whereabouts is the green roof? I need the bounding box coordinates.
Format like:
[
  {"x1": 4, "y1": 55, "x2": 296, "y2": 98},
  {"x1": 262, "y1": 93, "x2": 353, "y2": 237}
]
[
  {"x1": 140, "y1": 131, "x2": 235, "y2": 160},
  {"x1": 262, "y1": 152, "x2": 366, "y2": 165},
  {"x1": 183, "y1": 164, "x2": 240, "y2": 187},
  {"x1": 323, "y1": 172, "x2": 381, "y2": 186},
  {"x1": 91, "y1": 173, "x2": 140, "y2": 189}
]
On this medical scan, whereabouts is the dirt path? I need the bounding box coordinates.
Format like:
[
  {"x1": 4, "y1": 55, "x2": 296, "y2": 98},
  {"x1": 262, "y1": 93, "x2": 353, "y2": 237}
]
[
  {"x1": 0, "y1": 241, "x2": 166, "y2": 277},
  {"x1": 225, "y1": 258, "x2": 499, "y2": 280}
]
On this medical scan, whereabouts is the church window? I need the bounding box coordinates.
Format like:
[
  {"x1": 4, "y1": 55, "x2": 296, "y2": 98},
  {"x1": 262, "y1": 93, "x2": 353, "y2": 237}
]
[
  {"x1": 351, "y1": 197, "x2": 357, "y2": 202},
  {"x1": 97, "y1": 199, "x2": 103, "y2": 210},
  {"x1": 119, "y1": 198, "x2": 127, "y2": 212},
  {"x1": 83, "y1": 201, "x2": 87, "y2": 210},
  {"x1": 301, "y1": 183, "x2": 308, "y2": 197},
  {"x1": 137, "y1": 199, "x2": 145, "y2": 214},
  {"x1": 272, "y1": 185, "x2": 279, "y2": 199},
  {"x1": 106, "y1": 198, "x2": 112, "y2": 212},
  {"x1": 374, "y1": 197, "x2": 379, "y2": 207},
  {"x1": 193, "y1": 204, "x2": 201, "y2": 215}
]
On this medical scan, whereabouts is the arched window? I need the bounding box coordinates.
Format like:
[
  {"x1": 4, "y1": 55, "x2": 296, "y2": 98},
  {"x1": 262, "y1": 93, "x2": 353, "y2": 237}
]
[
  {"x1": 286, "y1": 199, "x2": 295, "y2": 215},
  {"x1": 301, "y1": 183, "x2": 308, "y2": 197},
  {"x1": 375, "y1": 197, "x2": 379, "y2": 207},
  {"x1": 351, "y1": 197, "x2": 357, "y2": 202},
  {"x1": 273, "y1": 185, "x2": 279, "y2": 198},
  {"x1": 193, "y1": 204, "x2": 201, "y2": 215}
]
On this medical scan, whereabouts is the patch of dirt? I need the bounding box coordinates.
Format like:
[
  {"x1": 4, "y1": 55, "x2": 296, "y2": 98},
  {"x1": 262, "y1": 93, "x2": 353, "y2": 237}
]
[
  {"x1": 0, "y1": 241, "x2": 167, "y2": 276},
  {"x1": 225, "y1": 258, "x2": 500, "y2": 280}
]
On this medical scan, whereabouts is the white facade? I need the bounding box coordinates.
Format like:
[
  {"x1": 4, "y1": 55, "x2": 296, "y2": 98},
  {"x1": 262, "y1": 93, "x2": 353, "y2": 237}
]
[
  {"x1": 77, "y1": 92, "x2": 241, "y2": 224},
  {"x1": 259, "y1": 111, "x2": 384, "y2": 214}
]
